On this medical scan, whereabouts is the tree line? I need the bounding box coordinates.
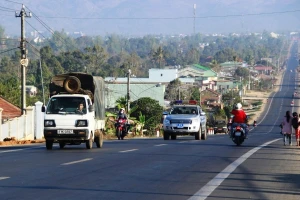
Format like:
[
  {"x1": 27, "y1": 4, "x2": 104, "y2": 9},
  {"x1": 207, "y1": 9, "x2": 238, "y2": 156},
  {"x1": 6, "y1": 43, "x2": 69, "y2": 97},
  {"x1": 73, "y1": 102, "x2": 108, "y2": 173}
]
[{"x1": 0, "y1": 25, "x2": 288, "y2": 108}]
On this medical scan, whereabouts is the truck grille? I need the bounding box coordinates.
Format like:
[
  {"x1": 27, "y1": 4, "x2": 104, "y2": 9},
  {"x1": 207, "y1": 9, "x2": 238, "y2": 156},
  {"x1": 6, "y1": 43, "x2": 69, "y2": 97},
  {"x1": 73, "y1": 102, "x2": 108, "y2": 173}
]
[{"x1": 170, "y1": 119, "x2": 192, "y2": 124}]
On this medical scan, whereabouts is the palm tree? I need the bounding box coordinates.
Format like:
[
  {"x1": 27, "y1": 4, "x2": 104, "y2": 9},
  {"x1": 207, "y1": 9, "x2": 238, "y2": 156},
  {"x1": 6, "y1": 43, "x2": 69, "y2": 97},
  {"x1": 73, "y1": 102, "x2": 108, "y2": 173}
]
[
  {"x1": 115, "y1": 97, "x2": 127, "y2": 110},
  {"x1": 152, "y1": 46, "x2": 165, "y2": 68}
]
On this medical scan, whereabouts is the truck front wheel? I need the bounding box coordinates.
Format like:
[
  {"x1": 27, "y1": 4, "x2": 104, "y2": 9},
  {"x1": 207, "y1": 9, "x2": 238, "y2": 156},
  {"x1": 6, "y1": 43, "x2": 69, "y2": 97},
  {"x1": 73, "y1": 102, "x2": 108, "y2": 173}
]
[
  {"x1": 46, "y1": 140, "x2": 53, "y2": 150},
  {"x1": 59, "y1": 141, "x2": 65, "y2": 149},
  {"x1": 95, "y1": 130, "x2": 104, "y2": 148},
  {"x1": 86, "y1": 133, "x2": 93, "y2": 149}
]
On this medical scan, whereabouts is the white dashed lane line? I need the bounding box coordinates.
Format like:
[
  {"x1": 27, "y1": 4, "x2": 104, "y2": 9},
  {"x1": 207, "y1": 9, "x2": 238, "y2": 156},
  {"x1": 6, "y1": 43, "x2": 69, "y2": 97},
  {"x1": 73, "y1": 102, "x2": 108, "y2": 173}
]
[
  {"x1": 0, "y1": 177, "x2": 10, "y2": 180},
  {"x1": 154, "y1": 144, "x2": 167, "y2": 147},
  {"x1": 0, "y1": 146, "x2": 43, "y2": 154},
  {"x1": 61, "y1": 158, "x2": 93, "y2": 166},
  {"x1": 0, "y1": 149, "x2": 24, "y2": 153},
  {"x1": 119, "y1": 149, "x2": 138, "y2": 153}
]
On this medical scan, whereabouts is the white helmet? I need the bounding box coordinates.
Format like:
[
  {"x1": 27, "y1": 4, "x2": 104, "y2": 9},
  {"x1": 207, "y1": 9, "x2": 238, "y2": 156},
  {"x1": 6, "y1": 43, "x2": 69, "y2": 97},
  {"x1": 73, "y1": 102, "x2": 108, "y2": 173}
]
[{"x1": 236, "y1": 103, "x2": 242, "y2": 109}]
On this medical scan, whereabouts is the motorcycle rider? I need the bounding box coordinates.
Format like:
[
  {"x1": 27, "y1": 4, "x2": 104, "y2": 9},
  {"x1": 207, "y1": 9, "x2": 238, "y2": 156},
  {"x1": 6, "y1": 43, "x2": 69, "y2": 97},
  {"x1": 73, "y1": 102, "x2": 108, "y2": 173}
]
[
  {"x1": 117, "y1": 108, "x2": 127, "y2": 120},
  {"x1": 230, "y1": 103, "x2": 248, "y2": 138},
  {"x1": 116, "y1": 108, "x2": 129, "y2": 135}
]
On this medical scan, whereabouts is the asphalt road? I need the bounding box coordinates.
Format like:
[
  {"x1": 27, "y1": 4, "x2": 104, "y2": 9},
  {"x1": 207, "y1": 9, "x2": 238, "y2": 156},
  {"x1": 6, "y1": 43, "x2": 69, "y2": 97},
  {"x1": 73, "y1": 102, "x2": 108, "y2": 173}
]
[{"x1": 1, "y1": 43, "x2": 300, "y2": 200}]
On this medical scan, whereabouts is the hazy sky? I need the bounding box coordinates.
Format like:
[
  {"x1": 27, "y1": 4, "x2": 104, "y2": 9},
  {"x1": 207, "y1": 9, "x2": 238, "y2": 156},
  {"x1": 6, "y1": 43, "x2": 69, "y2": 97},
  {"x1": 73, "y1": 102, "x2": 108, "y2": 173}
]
[{"x1": 1, "y1": 0, "x2": 299, "y2": 36}]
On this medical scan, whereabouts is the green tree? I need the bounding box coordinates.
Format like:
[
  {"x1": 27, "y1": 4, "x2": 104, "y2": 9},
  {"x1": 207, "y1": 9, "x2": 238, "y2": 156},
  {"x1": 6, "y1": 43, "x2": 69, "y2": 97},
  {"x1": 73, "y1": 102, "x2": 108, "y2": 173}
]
[
  {"x1": 164, "y1": 78, "x2": 181, "y2": 100},
  {"x1": 130, "y1": 97, "x2": 163, "y2": 133}
]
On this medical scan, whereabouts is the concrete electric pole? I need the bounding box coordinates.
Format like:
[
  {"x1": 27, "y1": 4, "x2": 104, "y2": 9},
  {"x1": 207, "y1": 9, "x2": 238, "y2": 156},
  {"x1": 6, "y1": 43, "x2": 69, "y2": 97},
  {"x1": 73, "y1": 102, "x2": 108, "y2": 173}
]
[
  {"x1": 127, "y1": 69, "x2": 131, "y2": 117},
  {"x1": 16, "y1": 5, "x2": 31, "y2": 115},
  {"x1": 193, "y1": 4, "x2": 196, "y2": 35}
]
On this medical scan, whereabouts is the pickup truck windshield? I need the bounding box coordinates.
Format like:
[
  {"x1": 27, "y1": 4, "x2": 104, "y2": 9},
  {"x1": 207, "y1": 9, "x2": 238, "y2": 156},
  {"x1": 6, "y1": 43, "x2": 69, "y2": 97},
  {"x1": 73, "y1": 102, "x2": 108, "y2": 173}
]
[
  {"x1": 46, "y1": 97, "x2": 87, "y2": 114},
  {"x1": 170, "y1": 107, "x2": 198, "y2": 115}
]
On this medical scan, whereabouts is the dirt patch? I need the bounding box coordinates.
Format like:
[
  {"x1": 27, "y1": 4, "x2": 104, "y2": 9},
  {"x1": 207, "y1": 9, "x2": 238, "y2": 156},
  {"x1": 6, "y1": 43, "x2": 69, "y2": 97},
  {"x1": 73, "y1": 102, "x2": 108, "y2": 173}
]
[
  {"x1": 0, "y1": 137, "x2": 45, "y2": 146},
  {"x1": 245, "y1": 72, "x2": 284, "y2": 124}
]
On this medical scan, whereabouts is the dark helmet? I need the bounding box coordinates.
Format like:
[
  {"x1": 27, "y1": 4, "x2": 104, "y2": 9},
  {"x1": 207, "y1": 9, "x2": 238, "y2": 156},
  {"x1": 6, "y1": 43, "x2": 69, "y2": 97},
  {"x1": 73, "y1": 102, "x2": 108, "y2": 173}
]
[{"x1": 292, "y1": 112, "x2": 297, "y2": 117}]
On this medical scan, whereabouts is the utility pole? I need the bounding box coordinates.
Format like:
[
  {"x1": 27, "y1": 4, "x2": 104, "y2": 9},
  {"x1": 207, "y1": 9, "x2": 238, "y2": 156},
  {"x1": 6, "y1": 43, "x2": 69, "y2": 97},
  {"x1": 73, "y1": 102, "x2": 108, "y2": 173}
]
[
  {"x1": 127, "y1": 69, "x2": 131, "y2": 117},
  {"x1": 16, "y1": 5, "x2": 31, "y2": 115},
  {"x1": 199, "y1": 87, "x2": 201, "y2": 105},
  {"x1": 193, "y1": 4, "x2": 196, "y2": 35}
]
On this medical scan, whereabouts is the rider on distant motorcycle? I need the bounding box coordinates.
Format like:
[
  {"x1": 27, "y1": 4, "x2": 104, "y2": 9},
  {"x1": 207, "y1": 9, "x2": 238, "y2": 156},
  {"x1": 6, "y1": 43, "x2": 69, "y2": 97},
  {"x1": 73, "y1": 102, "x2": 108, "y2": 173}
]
[
  {"x1": 230, "y1": 103, "x2": 249, "y2": 138},
  {"x1": 117, "y1": 108, "x2": 127, "y2": 120},
  {"x1": 116, "y1": 108, "x2": 129, "y2": 134}
]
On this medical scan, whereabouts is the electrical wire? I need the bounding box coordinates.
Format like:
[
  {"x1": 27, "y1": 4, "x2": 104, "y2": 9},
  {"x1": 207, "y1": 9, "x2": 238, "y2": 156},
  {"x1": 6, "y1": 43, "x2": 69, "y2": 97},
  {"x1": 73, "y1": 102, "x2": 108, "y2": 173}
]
[
  {"x1": 25, "y1": 19, "x2": 48, "y2": 40},
  {"x1": 4, "y1": 0, "x2": 22, "y2": 5},
  {"x1": 0, "y1": 5, "x2": 15, "y2": 11},
  {"x1": 30, "y1": 9, "x2": 300, "y2": 20},
  {"x1": 24, "y1": 5, "x2": 81, "y2": 51},
  {"x1": 0, "y1": 47, "x2": 19, "y2": 54}
]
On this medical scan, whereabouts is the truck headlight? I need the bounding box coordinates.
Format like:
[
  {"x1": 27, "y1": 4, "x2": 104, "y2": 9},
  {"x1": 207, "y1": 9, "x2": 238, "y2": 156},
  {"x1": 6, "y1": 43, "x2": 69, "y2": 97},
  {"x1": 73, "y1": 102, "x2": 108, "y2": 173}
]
[
  {"x1": 192, "y1": 119, "x2": 199, "y2": 123},
  {"x1": 164, "y1": 119, "x2": 170, "y2": 125},
  {"x1": 76, "y1": 120, "x2": 88, "y2": 127},
  {"x1": 44, "y1": 120, "x2": 56, "y2": 127}
]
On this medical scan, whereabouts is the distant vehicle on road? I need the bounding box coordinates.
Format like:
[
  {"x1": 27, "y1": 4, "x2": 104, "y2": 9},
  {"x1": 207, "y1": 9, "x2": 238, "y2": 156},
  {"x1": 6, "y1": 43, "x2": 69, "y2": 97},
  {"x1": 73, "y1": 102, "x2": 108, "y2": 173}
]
[
  {"x1": 163, "y1": 100, "x2": 207, "y2": 140},
  {"x1": 42, "y1": 73, "x2": 105, "y2": 150},
  {"x1": 213, "y1": 119, "x2": 228, "y2": 134}
]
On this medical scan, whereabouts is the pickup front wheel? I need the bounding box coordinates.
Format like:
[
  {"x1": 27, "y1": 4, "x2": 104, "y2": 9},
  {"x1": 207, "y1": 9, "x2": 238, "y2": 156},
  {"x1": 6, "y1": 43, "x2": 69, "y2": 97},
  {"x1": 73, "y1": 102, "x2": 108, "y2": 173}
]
[
  {"x1": 201, "y1": 126, "x2": 207, "y2": 140},
  {"x1": 163, "y1": 131, "x2": 170, "y2": 140},
  {"x1": 195, "y1": 129, "x2": 201, "y2": 140}
]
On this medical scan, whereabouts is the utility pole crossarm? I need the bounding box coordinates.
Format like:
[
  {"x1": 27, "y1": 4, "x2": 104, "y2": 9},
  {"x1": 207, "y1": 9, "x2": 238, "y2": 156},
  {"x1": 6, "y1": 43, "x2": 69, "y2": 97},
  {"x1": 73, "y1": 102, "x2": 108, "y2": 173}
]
[{"x1": 15, "y1": 4, "x2": 31, "y2": 115}]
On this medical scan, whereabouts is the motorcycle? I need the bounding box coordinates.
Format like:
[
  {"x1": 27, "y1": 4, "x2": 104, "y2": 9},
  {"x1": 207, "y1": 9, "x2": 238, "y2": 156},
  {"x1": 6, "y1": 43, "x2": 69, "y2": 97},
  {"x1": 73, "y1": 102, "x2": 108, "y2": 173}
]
[
  {"x1": 115, "y1": 118, "x2": 127, "y2": 140},
  {"x1": 231, "y1": 123, "x2": 247, "y2": 146}
]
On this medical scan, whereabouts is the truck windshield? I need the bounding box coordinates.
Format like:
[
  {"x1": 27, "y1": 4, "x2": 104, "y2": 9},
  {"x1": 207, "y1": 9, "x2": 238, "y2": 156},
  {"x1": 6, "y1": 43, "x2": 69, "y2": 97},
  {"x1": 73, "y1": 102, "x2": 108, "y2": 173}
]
[
  {"x1": 170, "y1": 107, "x2": 198, "y2": 115},
  {"x1": 46, "y1": 97, "x2": 87, "y2": 114}
]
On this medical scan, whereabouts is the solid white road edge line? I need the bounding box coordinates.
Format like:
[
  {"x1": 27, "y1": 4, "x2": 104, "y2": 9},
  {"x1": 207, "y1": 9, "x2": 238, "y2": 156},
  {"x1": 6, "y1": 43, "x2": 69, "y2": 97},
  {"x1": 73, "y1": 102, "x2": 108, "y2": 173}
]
[
  {"x1": 0, "y1": 177, "x2": 10, "y2": 180},
  {"x1": 188, "y1": 138, "x2": 281, "y2": 200},
  {"x1": 154, "y1": 144, "x2": 167, "y2": 147},
  {"x1": 61, "y1": 158, "x2": 93, "y2": 166},
  {"x1": 119, "y1": 149, "x2": 138, "y2": 153}
]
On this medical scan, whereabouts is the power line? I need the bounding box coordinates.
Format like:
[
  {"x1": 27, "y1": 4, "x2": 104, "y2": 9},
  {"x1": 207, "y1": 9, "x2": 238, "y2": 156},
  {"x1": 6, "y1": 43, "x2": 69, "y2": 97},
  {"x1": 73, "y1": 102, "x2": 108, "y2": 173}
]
[
  {"x1": 0, "y1": 47, "x2": 19, "y2": 54},
  {"x1": 31, "y1": 9, "x2": 300, "y2": 20},
  {"x1": 0, "y1": 5, "x2": 15, "y2": 11},
  {"x1": 4, "y1": 0, "x2": 22, "y2": 5},
  {"x1": 24, "y1": 5, "x2": 81, "y2": 50},
  {"x1": 0, "y1": 38, "x2": 19, "y2": 41},
  {"x1": 25, "y1": 19, "x2": 48, "y2": 40}
]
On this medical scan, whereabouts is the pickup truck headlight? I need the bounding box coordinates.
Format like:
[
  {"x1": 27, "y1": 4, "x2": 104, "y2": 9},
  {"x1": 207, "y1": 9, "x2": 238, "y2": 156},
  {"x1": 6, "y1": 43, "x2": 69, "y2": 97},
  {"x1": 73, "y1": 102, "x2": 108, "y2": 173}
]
[
  {"x1": 44, "y1": 120, "x2": 56, "y2": 127},
  {"x1": 164, "y1": 119, "x2": 170, "y2": 125},
  {"x1": 76, "y1": 120, "x2": 88, "y2": 127},
  {"x1": 192, "y1": 119, "x2": 199, "y2": 123}
]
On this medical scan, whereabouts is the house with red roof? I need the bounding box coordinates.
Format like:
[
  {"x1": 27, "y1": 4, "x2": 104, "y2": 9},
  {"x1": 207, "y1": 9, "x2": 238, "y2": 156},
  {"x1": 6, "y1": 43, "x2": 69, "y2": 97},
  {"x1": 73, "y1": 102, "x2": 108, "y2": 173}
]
[
  {"x1": 0, "y1": 96, "x2": 21, "y2": 121},
  {"x1": 253, "y1": 65, "x2": 273, "y2": 75}
]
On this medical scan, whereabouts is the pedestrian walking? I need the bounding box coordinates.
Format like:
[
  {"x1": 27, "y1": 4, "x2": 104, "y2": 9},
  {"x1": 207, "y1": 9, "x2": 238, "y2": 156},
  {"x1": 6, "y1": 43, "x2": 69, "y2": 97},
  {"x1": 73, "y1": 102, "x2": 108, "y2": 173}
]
[
  {"x1": 296, "y1": 114, "x2": 300, "y2": 146},
  {"x1": 281, "y1": 111, "x2": 293, "y2": 146},
  {"x1": 292, "y1": 112, "x2": 299, "y2": 146}
]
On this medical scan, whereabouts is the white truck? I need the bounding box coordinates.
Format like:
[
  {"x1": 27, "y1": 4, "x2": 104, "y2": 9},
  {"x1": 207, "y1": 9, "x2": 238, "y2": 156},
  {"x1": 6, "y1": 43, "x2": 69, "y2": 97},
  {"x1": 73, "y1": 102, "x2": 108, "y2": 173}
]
[{"x1": 42, "y1": 72, "x2": 105, "y2": 150}]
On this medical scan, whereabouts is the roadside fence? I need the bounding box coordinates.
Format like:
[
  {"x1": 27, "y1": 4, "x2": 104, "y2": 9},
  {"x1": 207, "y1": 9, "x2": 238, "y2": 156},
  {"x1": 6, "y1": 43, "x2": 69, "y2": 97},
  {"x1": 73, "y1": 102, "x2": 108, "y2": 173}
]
[{"x1": 0, "y1": 101, "x2": 44, "y2": 141}]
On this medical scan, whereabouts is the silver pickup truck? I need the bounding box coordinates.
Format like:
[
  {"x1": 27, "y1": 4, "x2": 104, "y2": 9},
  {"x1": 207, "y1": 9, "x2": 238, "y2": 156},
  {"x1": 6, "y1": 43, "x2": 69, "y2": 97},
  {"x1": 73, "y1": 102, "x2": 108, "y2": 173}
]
[{"x1": 163, "y1": 101, "x2": 207, "y2": 140}]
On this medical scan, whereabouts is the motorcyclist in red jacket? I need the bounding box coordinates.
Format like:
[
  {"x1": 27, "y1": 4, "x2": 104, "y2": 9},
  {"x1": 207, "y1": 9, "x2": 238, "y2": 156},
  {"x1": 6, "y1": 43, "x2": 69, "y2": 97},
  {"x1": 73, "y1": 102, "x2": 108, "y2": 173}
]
[{"x1": 230, "y1": 103, "x2": 248, "y2": 138}]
